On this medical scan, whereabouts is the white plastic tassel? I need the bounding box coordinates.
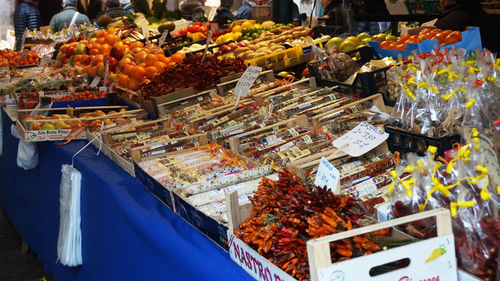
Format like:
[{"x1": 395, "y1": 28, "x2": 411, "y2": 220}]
[{"x1": 57, "y1": 164, "x2": 82, "y2": 266}]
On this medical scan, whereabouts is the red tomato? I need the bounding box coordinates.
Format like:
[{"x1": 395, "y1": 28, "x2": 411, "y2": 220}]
[
  {"x1": 187, "y1": 25, "x2": 198, "y2": 33},
  {"x1": 179, "y1": 28, "x2": 188, "y2": 35},
  {"x1": 399, "y1": 34, "x2": 411, "y2": 43}
]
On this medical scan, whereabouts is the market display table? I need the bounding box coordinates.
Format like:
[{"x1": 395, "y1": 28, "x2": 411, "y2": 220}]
[{"x1": 0, "y1": 109, "x2": 253, "y2": 281}]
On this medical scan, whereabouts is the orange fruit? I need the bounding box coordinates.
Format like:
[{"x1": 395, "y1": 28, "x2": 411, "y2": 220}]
[
  {"x1": 88, "y1": 66, "x2": 98, "y2": 77},
  {"x1": 166, "y1": 61, "x2": 176, "y2": 68},
  {"x1": 96, "y1": 37, "x2": 105, "y2": 44},
  {"x1": 127, "y1": 78, "x2": 139, "y2": 90},
  {"x1": 96, "y1": 29, "x2": 107, "y2": 38},
  {"x1": 91, "y1": 54, "x2": 104, "y2": 66},
  {"x1": 171, "y1": 52, "x2": 185, "y2": 64},
  {"x1": 131, "y1": 66, "x2": 145, "y2": 80},
  {"x1": 119, "y1": 74, "x2": 129, "y2": 87},
  {"x1": 122, "y1": 38, "x2": 133, "y2": 45},
  {"x1": 119, "y1": 57, "x2": 132, "y2": 70},
  {"x1": 89, "y1": 47, "x2": 100, "y2": 56},
  {"x1": 99, "y1": 44, "x2": 111, "y2": 55},
  {"x1": 104, "y1": 34, "x2": 120, "y2": 46},
  {"x1": 144, "y1": 54, "x2": 157, "y2": 66},
  {"x1": 82, "y1": 65, "x2": 91, "y2": 75},
  {"x1": 123, "y1": 63, "x2": 135, "y2": 76},
  {"x1": 159, "y1": 56, "x2": 171, "y2": 65},
  {"x1": 130, "y1": 41, "x2": 144, "y2": 50},
  {"x1": 135, "y1": 51, "x2": 148, "y2": 65},
  {"x1": 145, "y1": 66, "x2": 159, "y2": 79},
  {"x1": 154, "y1": 61, "x2": 167, "y2": 72},
  {"x1": 80, "y1": 54, "x2": 89, "y2": 65}
]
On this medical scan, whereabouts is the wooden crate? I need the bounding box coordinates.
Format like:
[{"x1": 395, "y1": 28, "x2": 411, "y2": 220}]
[{"x1": 226, "y1": 193, "x2": 457, "y2": 281}]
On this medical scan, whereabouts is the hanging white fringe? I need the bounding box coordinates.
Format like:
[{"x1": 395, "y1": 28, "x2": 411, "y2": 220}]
[{"x1": 57, "y1": 164, "x2": 82, "y2": 267}]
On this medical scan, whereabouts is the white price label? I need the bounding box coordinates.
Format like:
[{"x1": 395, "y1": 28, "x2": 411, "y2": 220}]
[
  {"x1": 90, "y1": 76, "x2": 101, "y2": 88},
  {"x1": 332, "y1": 122, "x2": 389, "y2": 157},
  {"x1": 202, "y1": 25, "x2": 216, "y2": 62},
  {"x1": 156, "y1": 31, "x2": 168, "y2": 54},
  {"x1": 314, "y1": 157, "x2": 341, "y2": 194},
  {"x1": 104, "y1": 60, "x2": 109, "y2": 80},
  {"x1": 234, "y1": 66, "x2": 262, "y2": 97}
]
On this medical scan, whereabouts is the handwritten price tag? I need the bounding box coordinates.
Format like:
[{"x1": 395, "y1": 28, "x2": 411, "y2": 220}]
[
  {"x1": 156, "y1": 31, "x2": 168, "y2": 55},
  {"x1": 235, "y1": 66, "x2": 262, "y2": 97},
  {"x1": 332, "y1": 122, "x2": 388, "y2": 157},
  {"x1": 314, "y1": 157, "x2": 341, "y2": 194}
]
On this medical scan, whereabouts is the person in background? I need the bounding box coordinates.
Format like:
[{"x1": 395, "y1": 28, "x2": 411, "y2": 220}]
[
  {"x1": 85, "y1": 0, "x2": 105, "y2": 22},
  {"x1": 214, "y1": 0, "x2": 235, "y2": 26},
  {"x1": 235, "y1": 0, "x2": 259, "y2": 20},
  {"x1": 14, "y1": 0, "x2": 41, "y2": 51},
  {"x1": 50, "y1": 0, "x2": 91, "y2": 33},
  {"x1": 179, "y1": 0, "x2": 206, "y2": 20},
  {"x1": 320, "y1": 0, "x2": 353, "y2": 34},
  {"x1": 435, "y1": 0, "x2": 500, "y2": 53},
  {"x1": 103, "y1": 0, "x2": 127, "y2": 19},
  {"x1": 120, "y1": 0, "x2": 133, "y2": 13}
]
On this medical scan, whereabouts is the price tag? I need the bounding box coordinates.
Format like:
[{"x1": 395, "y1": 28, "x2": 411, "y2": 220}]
[
  {"x1": 201, "y1": 25, "x2": 216, "y2": 62},
  {"x1": 104, "y1": 60, "x2": 109, "y2": 81},
  {"x1": 234, "y1": 66, "x2": 262, "y2": 97},
  {"x1": 332, "y1": 122, "x2": 389, "y2": 157},
  {"x1": 315, "y1": 157, "x2": 341, "y2": 194},
  {"x1": 98, "y1": 86, "x2": 107, "y2": 91},
  {"x1": 139, "y1": 20, "x2": 149, "y2": 43},
  {"x1": 156, "y1": 31, "x2": 168, "y2": 55},
  {"x1": 90, "y1": 76, "x2": 101, "y2": 88},
  {"x1": 20, "y1": 31, "x2": 27, "y2": 50}
]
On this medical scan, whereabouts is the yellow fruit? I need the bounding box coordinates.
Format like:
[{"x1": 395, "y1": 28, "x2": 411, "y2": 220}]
[
  {"x1": 232, "y1": 32, "x2": 242, "y2": 41},
  {"x1": 373, "y1": 33, "x2": 388, "y2": 40},
  {"x1": 327, "y1": 37, "x2": 343, "y2": 47},
  {"x1": 386, "y1": 35, "x2": 398, "y2": 41},
  {"x1": 357, "y1": 32, "x2": 370, "y2": 41},
  {"x1": 344, "y1": 36, "x2": 361, "y2": 46},
  {"x1": 339, "y1": 41, "x2": 357, "y2": 53},
  {"x1": 54, "y1": 121, "x2": 71, "y2": 130},
  {"x1": 261, "y1": 21, "x2": 275, "y2": 28},
  {"x1": 41, "y1": 123, "x2": 56, "y2": 130},
  {"x1": 241, "y1": 21, "x2": 253, "y2": 29},
  {"x1": 361, "y1": 38, "x2": 372, "y2": 46},
  {"x1": 232, "y1": 25, "x2": 243, "y2": 33}
]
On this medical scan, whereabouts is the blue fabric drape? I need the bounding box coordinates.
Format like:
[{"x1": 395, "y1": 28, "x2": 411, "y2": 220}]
[{"x1": 0, "y1": 109, "x2": 253, "y2": 281}]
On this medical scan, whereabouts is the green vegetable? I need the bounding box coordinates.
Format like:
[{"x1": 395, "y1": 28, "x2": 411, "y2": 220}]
[
  {"x1": 132, "y1": 0, "x2": 152, "y2": 18},
  {"x1": 152, "y1": 0, "x2": 167, "y2": 20}
]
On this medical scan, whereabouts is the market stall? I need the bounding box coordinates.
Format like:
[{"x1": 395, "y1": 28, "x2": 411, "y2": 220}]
[{"x1": 1, "y1": 1, "x2": 500, "y2": 280}]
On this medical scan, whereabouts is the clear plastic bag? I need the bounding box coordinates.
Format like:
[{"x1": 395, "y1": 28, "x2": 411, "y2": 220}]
[{"x1": 57, "y1": 164, "x2": 82, "y2": 267}]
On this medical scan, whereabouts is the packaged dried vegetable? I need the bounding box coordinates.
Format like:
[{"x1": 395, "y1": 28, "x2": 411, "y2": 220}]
[{"x1": 386, "y1": 129, "x2": 500, "y2": 280}]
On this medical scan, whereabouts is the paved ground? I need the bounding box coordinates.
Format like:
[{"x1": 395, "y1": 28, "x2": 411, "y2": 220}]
[{"x1": 0, "y1": 206, "x2": 52, "y2": 281}]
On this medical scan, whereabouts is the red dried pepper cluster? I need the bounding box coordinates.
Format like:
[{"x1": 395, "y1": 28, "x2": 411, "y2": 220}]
[
  {"x1": 454, "y1": 216, "x2": 499, "y2": 280},
  {"x1": 236, "y1": 170, "x2": 389, "y2": 280},
  {"x1": 139, "y1": 54, "x2": 246, "y2": 100}
]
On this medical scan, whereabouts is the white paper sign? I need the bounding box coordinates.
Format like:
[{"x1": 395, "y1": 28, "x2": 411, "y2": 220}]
[
  {"x1": 90, "y1": 76, "x2": 101, "y2": 88},
  {"x1": 235, "y1": 66, "x2": 262, "y2": 97},
  {"x1": 156, "y1": 31, "x2": 168, "y2": 55},
  {"x1": 202, "y1": 25, "x2": 215, "y2": 62},
  {"x1": 332, "y1": 122, "x2": 389, "y2": 157},
  {"x1": 314, "y1": 157, "x2": 341, "y2": 194}
]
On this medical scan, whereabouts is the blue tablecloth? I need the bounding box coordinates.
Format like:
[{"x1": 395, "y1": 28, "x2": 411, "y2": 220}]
[{"x1": 0, "y1": 109, "x2": 254, "y2": 281}]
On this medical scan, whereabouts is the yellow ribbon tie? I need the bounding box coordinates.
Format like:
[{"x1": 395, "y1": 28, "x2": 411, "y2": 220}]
[
  {"x1": 402, "y1": 178, "x2": 415, "y2": 198},
  {"x1": 442, "y1": 88, "x2": 466, "y2": 100},
  {"x1": 387, "y1": 170, "x2": 399, "y2": 193},
  {"x1": 450, "y1": 200, "x2": 477, "y2": 217},
  {"x1": 486, "y1": 76, "x2": 498, "y2": 82},
  {"x1": 430, "y1": 85, "x2": 439, "y2": 95},
  {"x1": 401, "y1": 84, "x2": 415, "y2": 100},
  {"x1": 437, "y1": 65, "x2": 451, "y2": 75},
  {"x1": 465, "y1": 99, "x2": 476, "y2": 108}
]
